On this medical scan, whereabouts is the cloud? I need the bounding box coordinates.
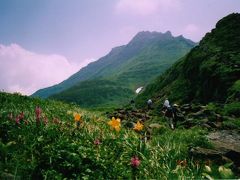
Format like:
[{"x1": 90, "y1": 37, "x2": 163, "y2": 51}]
[
  {"x1": 0, "y1": 43, "x2": 87, "y2": 95},
  {"x1": 184, "y1": 24, "x2": 199, "y2": 34},
  {"x1": 115, "y1": 0, "x2": 181, "y2": 16},
  {"x1": 183, "y1": 24, "x2": 204, "y2": 41}
]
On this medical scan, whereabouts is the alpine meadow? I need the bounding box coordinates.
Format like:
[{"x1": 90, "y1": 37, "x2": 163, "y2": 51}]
[{"x1": 0, "y1": 1, "x2": 240, "y2": 179}]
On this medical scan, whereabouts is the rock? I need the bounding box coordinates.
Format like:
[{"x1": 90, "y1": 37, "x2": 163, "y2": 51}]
[
  {"x1": 202, "y1": 123, "x2": 212, "y2": 129},
  {"x1": 189, "y1": 146, "x2": 224, "y2": 160},
  {"x1": 118, "y1": 109, "x2": 125, "y2": 114},
  {"x1": 223, "y1": 116, "x2": 236, "y2": 121},
  {"x1": 208, "y1": 131, "x2": 240, "y2": 161},
  {"x1": 132, "y1": 112, "x2": 145, "y2": 119},
  {"x1": 206, "y1": 121, "x2": 218, "y2": 128},
  {"x1": 190, "y1": 130, "x2": 240, "y2": 168},
  {"x1": 148, "y1": 123, "x2": 162, "y2": 129},
  {"x1": 118, "y1": 114, "x2": 126, "y2": 120},
  {"x1": 179, "y1": 118, "x2": 198, "y2": 128},
  {"x1": 180, "y1": 104, "x2": 192, "y2": 112},
  {"x1": 189, "y1": 110, "x2": 206, "y2": 119},
  {"x1": 0, "y1": 172, "x2": 20, "y2": 180}
]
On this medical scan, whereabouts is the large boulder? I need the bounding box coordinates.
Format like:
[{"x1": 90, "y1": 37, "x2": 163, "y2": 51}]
[{"x1": 189, "y1": 130, "x2": 240, "y2": 169}]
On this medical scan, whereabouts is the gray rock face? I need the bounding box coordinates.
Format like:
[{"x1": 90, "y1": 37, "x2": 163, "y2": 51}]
[
  {"x1": 208, "y1": 130, "x2": 240, "y2": 166},
  {"x1": 190, "y1": 130, "x2": 240, "y2": 168},
  {"x1": 208, "y1": 130, "x2": 240, "y2": 152}
]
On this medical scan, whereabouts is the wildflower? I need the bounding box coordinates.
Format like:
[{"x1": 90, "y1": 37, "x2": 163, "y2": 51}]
[
  {"x1": 15, "y1": 116, "x2": 20, "y2": 125},
  {"x1": 35, "y1": 106, "x2": 42, "y2": 119},
  {"x1": 94, "y1": 139, "x2": 101, "y2": 145},
  {"x1": 218, "y1": 166, "x2": 234, "y2": 178},
  {"x1": 108, "y1": 117, "x2": 121, "y2": 131},
  {"x1": 74, "y1": 113, "x2": 81, "y2": 122},
  {"x1": 43, "y1": 117, "x2": 48, "y2": 125},
  {"x1": 53, "y1": 118, "x2": 60, "y2": 124},
  {"x1": 204, "y1": 165, "x2": 212, "y2": 173},
  {"x1": 177, "y1": 159, "x2": 187, "y2": 167},
  {"x1": 19, "y1": 112, "x2": 24, "y2": 120},
  {"x1": 131, "y1": 156, "x2": 141, "y2": 168},
  {"x1": 133, "y1": 121, "x2": 144, "y2": 131}
]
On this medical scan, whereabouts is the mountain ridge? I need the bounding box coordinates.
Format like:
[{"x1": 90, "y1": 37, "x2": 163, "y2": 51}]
[
  {"x1": 33, "y1": 31, "x2": 196, "y2": 108},
  {"x1": 32, "y1": 31, "x2": 196, "y2": 100},
  {"x1": 135, "y1": 13, "x2": 240, "y2": 108}
]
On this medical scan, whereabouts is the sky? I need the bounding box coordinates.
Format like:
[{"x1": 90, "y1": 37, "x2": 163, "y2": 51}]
[{"x1": 0, "y1": 0, "x2": 240, "y2": 95}]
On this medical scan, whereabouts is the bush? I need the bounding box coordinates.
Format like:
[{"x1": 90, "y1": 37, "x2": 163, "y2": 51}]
[{"x1": 224, "y1": 102, "x2": 240, "y2": 117}]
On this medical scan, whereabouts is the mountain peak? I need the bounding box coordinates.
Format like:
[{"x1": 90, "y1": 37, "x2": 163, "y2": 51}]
[
  {"x1": 129, "y1": 31, "x2": 175, "y2": 46},
  {"x1": 133, "y1": 30, "x2": 173, "y2": 39},
  {"x1": 165, "y1": 30, "x2": 172, "y2": 36},
  {"x1": 32, "y1": 29, "x2": 196, "y2": 101}
]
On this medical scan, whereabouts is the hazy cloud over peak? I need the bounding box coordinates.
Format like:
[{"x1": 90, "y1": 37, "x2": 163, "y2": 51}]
[
  {"x1": 115, "y1": 0, "x2": 181, "y2": 16},
  {"x1": 0, "y1": 44, "x2": 86, "y2": 95}
]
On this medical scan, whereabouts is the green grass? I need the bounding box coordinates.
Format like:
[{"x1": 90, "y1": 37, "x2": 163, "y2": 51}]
[
  {"x1": 50, "y1": 79, "x2": 135, "y2": 109},
  {"x1": 0, "y1": 92, "x2": 238, "y2": 179}
]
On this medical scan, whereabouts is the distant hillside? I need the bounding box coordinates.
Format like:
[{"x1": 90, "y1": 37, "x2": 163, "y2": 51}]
[
  {"x1": 33, "y1": 31, "x2": 195, "y2": 100},
  {"x1": 136, "y1": 13, "x2": 240, "y2": 108},
  {"x1": 32, "y1": 31, "x2": 195, "y2": 108},
  {"x1": 50, "y1": 79, "x2": 134, "y2": 109}
]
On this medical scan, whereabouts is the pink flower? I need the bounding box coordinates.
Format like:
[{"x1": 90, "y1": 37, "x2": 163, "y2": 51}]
[
  {"x1": 15, "y1": 116, "x2": 20, "y2": 125},
  {"x1": 19, "y1": 112, "x2": 24, "y2": 120},
  {"x1": 131, "y1": 156, "x2": 141, "y2": 168},
  {"x1": 94, "y1": 139, "x2": 101, "y2": 145},
  {"x1": 35, "y1": 106, "x2": 42, "y2": 120},
  {"x1": 35, "y1": 106, "x2": 42, "y2": 126},
  {"x1": 177, "y1": 159, "x2": 187, "y2": 167}
]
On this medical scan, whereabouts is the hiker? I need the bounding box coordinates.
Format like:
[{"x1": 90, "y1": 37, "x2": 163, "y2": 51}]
[
  {"x1": 163, "y1": 98, "x2": 170, "y2": 109},
  {"x1": 130, "y1": 99, "x2": 136, "y2": 109},
  {"x1": 130, "y1": 99, "x2": 135, "y2": 104},
  {"x1": 147, "y1": 99, "x2": 153, "y2": 110},
  {"x1": 162, "y1": 98, "x2": 175, "y2": 129},
  {"x1": 172, "y1": 104, "x2": 179, "y2": 120}
]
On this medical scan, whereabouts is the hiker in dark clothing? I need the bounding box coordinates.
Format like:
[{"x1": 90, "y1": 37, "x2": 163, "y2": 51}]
[
  {"x1": 147, "y1": 99, "x2": 153, "y2": 110},
  {"x1": 172, "y1": 104, "x2": 180, "y2": 127},
  {"x1": 162, "y1": 98, "x2": 175, "y2": 129}
]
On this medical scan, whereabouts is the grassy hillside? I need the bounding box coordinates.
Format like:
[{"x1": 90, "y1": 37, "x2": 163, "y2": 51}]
[
  {"x1": 135, "y1": 13, "x2": 240, "y2": 109},
  {"x1": 50, "y1": 79, "x2": 135, "y2": 109},
  {"x1": 1, "y1": 92, "x2": 238, "y2": 179},
  {"x1": 41, "y1": 32, "x2": 195, "y2": 108}
]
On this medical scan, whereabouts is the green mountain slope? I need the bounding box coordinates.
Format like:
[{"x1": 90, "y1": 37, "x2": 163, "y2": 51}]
[
  {"x1": 32, "y1": 31, "x2": 196, "y2": 102},
  {"x1": 31, "y1": 45, "x2": 126, "y2": 98},
  {"x1": 50, "y1": 79, "x2": 134, "y2": 109},
  {"x1": 135, "y1": 13, "x2": 240, "y2": 108}
]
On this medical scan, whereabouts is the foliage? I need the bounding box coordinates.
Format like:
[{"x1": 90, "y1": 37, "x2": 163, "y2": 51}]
[
  {"x1": 136, "y1": 13, "x2": 240, "y2": 109},
  {"x1": 50, "y1": 79, "x2": 135, "y2": 109},
  {"x1": 1, "y1": 92, "x2": 237, "y2": 179},
  {"x1": 223, "y1": 102, "x2": 240, "y2": 117}
]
